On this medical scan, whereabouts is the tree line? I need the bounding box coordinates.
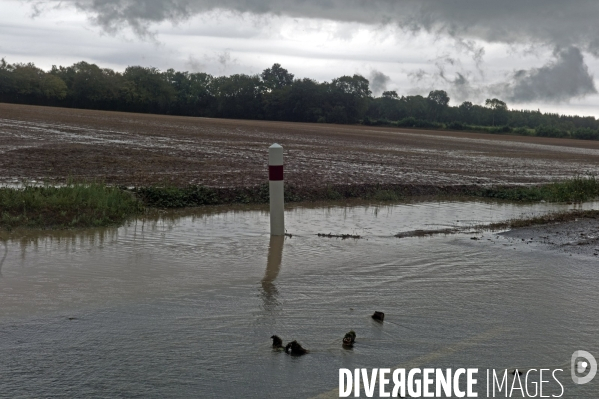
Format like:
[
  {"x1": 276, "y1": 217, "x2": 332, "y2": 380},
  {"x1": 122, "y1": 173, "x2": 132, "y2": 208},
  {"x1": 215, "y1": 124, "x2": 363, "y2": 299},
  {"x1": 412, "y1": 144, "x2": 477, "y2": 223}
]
[{"x1": 1, "y1": 59, "x2": 598, "y2": 140}]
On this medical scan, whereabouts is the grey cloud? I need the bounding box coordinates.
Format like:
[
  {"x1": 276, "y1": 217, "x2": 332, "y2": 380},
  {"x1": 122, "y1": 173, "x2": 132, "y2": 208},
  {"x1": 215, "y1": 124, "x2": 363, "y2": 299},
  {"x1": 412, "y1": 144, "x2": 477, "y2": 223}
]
[
  {"x1": 217, "y1": 51, "x2": 231, "y2": 67},
  {"x1": 34, "y1": 1, "x2": 599, "y2": 52},
  {"x1": 408, "y1": 69, "x2": 427, "y2": 82},
  {"x1": 439, "y1": 70, "x2": 481, "y2": 103},
  {"x1": 28, "y1": 0, "x2": 599, "y2": 103},
  {"x1": 182, "y1": 50, "x2": 237, "y2": 74},
  {"x1": 453, "y1": 38, "x2": 485, "y2": 69},
  {"x1": 413, "y1": 46, "x2": 597, "y2": 104},
  {"x1": 407, "y1": 64, "x2": 479, "y2": 103},
  {"x1": 185, "y1": 55, "x2": 205, "y2": 72},
  {"x1": 205, "y1": 50, "x2": 237, "y2": 72},
  {"x1": 448, "y1": 72, "x2": 475, "y2": 100},
  {"x1": 86, "y1": 0, "x2": 193, "y2": 36},
  {"x1": 369, "y1": 70, "x2": 390, "y2": 96},
  {"x1": 433, "y1": 55, "x2": 458, "y2": 79},
  {"x1": 506, "y1": 46, "x2": 597, "y2": 103},
  {"x1": 29, "y1": 1, "x2": 63, "y2": 19}
]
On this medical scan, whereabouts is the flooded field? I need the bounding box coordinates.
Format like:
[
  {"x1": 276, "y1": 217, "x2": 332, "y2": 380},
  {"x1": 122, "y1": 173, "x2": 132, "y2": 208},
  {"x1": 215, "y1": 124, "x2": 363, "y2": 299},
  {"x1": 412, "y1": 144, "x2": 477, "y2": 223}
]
[
  {"x1": 1, "y1": 200, "x2": 598, "y2": 398},
  {"x1": 2, "y1": 103, "x2": 599, "y2": 187}
]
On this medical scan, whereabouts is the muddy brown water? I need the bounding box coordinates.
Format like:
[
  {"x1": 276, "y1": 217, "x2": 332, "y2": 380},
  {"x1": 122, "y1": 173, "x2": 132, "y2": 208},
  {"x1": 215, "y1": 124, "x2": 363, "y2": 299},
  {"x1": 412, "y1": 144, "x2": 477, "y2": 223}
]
[{"x1": 1, "y1": 200, "x2": 598, "y2": 398}]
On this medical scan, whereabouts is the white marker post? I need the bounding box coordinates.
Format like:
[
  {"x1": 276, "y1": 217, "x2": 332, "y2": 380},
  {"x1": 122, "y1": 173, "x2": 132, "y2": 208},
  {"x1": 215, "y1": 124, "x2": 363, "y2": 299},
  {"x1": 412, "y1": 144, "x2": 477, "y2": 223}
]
[{"x1": 268, "y1": 144, "x2": 285, "y2": 236}]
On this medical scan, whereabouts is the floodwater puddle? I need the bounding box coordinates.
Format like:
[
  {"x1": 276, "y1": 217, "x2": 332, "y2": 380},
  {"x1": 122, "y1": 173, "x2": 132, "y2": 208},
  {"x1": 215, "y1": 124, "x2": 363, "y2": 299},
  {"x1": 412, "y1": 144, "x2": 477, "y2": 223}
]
[{"x1": 0, "y1": 200, "x2": 598, "y2": 397}]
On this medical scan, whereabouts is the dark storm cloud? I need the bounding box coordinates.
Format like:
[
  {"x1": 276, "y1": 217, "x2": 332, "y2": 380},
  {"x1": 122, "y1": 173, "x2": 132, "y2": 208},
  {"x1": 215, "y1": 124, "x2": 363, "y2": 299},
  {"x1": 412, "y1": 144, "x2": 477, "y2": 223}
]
[
  {"x1": 445, "y1": 72, "x2": 477, "y2": 102},
  {"x1": 71, "y1": 0, "x2": 194, "y2": 36},
  {"x1": 28, "y1": 0, "x2": 599, "y2": 103},
  {"x1": 506, "y1": 47, "x2": 597, "y2": 102},
  {"x1": 369, "y1": 70, "x2": 390, "y2": 96},
  {"x1": 423, "y1": 67, "x2": 481, "y2": 103},
  {"x1": 426, "y1": 47, "x2": 597, "y2": 104},
  {"x1": 38, "y1": 0, "x2": 599, "y2": 52}
]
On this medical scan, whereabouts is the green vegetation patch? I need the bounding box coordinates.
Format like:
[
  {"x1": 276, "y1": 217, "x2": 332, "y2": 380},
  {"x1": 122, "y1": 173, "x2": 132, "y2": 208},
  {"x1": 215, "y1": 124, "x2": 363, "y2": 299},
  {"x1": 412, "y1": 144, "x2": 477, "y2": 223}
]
[
  {"x1": 473, "y1": 175, "x2": 599, "y2": 203},
  {"x1": 0, "y1": 183, "x2": 143, "y2": 230},
  {"x1": 134, "y1": 184, "x2": 409, "y2": 208},
  {"x1": 137, "y1": 177, "x2": 599, "y2": 209},
  {"x1": 2, "y1": 177, "x2": 597, "y2": 230},
  {"x1": 134, "y1": 185, "x2": 270, "y2": 207}
]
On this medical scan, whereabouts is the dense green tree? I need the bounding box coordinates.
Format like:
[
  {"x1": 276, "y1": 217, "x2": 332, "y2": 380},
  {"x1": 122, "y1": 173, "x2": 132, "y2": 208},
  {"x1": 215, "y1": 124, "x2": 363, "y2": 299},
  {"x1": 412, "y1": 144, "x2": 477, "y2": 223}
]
[
  {"x1": 122, "y1": 66, "x2": 175, "y2": 113},
  {"x1": 458, "y1": 101, "x2": 473, "y2": 114},
  {"x1": 262, "y1": 85, "x2": 293, "y2": 121},
  {"x1": 211, "y1": 74, "x2": 263, "y2": 119},
  {"x1": 327, "y1": 75, "x2": 371, "y2": 123},
  {"x1": 260, "y1": 64, "x2": 295, "y2": 120},
  {"x1": 368, "y1": 91, "x2": 401, "y2": 121},
  {"x1": 40, "y1": 74, "x2": 67, "y2": 100},
  {"x1": 400, "y1": 95, "x2": 428, "y2": 120},
  {"x1": 286, "y1": 78, "x2": 325, "y2": 122},
  {"x1": 165, "y1": 69, "x2": 213, "y2": 116},
  {"x1": 11, "y1": 63, "x2": 45, "y2": 98},
  {"x1": 426, "y1": 90, "x2": 450, "y2": 121},
  {"x1": 485, "y1": 98, "x2": 508, "y2": 126},
  {"x1": 56, "y1": 62, "x2": 120, "y2": 107},
  {"x1": 261, "y1": 63, "x2": 294, "y2": 90},
  {"x1": 0, "y1": 58, "x2": 16, "y2": 95}
]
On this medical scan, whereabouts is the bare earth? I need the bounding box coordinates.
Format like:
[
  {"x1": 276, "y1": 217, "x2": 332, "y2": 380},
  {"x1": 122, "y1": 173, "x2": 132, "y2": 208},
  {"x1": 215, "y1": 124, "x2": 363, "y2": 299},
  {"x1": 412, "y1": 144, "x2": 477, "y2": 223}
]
[{"x1": 2, "y1": 102, "x2": 599, "y2": 187}]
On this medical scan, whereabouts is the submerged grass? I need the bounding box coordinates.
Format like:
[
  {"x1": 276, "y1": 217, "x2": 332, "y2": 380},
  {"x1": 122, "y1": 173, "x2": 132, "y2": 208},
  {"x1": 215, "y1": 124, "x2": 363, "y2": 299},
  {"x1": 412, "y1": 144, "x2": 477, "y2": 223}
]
[{"x1": 0, "y1": 182, "x2": 143, "y2": 230}]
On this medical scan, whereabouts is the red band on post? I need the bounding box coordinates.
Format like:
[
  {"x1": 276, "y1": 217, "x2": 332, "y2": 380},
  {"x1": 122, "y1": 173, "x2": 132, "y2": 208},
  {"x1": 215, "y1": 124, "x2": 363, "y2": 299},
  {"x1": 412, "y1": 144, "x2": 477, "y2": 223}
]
[{"x1": 269, "y1": 165, "x2": 284, "y2": 181}]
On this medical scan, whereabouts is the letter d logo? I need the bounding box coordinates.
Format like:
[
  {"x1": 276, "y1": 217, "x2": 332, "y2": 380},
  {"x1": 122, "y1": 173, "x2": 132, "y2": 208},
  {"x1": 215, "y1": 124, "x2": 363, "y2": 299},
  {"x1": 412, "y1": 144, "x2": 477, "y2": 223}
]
[{"x1": 571, "y1": 350, "x2": 597, "y2": 384}]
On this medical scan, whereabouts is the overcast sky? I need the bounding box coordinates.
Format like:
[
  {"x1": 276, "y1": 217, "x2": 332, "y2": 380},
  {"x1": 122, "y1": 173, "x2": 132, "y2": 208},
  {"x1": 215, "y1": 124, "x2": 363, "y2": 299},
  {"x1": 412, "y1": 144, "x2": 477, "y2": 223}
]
[{"x1": 2, "y1": 0, "x2": 599, "y2": 116}]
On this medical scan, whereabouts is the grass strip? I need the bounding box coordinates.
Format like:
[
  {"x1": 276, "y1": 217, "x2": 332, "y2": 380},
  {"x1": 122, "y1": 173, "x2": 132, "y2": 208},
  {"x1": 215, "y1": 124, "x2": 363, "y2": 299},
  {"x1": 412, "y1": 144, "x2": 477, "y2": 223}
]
[
  {"x1": 135, "y1": 176, "x2": 599, "y2": 208},
  {"x1": 1, "y1": 176, "x2": 597, "y2": 230},
  {"x1": 0, "y1": 182, "x2": 143, "y2": 230},
  {"x1": 472, "y1": 175, "x2": 599, "y2": 202},
  {"x1": 133, "y1": 183, "x2": 472, "y2": 208}
]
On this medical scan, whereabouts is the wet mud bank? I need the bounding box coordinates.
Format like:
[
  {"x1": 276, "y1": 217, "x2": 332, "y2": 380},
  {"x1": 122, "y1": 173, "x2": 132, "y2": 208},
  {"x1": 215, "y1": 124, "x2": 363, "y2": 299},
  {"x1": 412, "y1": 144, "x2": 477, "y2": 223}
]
[{"x1": 499, "y1": 210, "x2": 599, "y2": 257}]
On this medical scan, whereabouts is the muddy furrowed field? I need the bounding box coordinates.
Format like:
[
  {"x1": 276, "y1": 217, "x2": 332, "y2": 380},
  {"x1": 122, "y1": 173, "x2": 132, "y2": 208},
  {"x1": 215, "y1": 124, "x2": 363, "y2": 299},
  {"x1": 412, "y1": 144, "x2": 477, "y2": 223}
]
[{"x1": 2, "y1": 103, "x2": 599, "y2": 188}]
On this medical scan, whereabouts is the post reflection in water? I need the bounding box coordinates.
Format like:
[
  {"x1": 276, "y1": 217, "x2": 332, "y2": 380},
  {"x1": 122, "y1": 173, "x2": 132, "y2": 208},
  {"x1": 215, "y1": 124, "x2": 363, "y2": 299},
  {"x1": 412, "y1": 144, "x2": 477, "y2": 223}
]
[
  {"x1": 260, "y1": 235, "x2": 285, "y2": 310},
  {"x1": 0, "y1": 240, "x2": 6, "y2": 277}
]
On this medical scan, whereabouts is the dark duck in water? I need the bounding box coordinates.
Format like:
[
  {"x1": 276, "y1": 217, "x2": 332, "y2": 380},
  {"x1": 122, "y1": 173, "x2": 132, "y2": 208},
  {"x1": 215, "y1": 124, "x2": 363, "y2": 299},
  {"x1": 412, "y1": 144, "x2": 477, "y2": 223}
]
[
  {"x1": 285, "y1": 340, "x2": 308, "y2": 356},
  {"x1": 342, "y1": 330, "x2": 356, "y2": 347},
  {"x1": 271, "y1": 335, "x2": 284, "y2": 349},
  {"x1": 371, "y1": 311, "x2": 385, "y2": 322}
]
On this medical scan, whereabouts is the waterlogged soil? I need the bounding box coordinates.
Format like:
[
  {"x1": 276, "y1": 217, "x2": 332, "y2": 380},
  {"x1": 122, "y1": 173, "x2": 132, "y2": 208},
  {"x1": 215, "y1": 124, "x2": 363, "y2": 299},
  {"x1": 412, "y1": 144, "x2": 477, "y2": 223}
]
[
  {"x1": 2, "y1": 103, "x2": 599, "y2": 187},
  {"x1": 501, "y1": 217, "x2": 599, "y2": 257},
  {"x1": 1, "y1": 200, "x2": 598, "y2": 398}
]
